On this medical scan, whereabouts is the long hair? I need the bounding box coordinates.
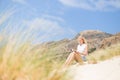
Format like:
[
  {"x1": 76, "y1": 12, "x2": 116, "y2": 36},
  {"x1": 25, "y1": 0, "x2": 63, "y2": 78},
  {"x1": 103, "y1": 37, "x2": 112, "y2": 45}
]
[{"x1": 77, "y1": 36, "x2": 87, "y2": 44}]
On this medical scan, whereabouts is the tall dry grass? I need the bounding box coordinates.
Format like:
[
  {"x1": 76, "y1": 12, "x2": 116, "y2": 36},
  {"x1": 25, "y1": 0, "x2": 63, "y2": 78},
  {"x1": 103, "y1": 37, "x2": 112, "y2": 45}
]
[
  {"x1": 0, "y1": 41, "x2": 69, "y2": 80},
  {"x1": 0, "y1": 10, "x2": 70, "y2": 80},
  {"x1": 87, "y1": 43, "x2": 120, "y2": 63}
]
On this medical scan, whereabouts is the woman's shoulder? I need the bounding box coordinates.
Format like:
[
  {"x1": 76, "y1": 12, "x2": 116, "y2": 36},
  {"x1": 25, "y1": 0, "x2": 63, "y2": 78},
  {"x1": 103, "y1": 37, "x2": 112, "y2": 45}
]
[
  {"x1": 77, "y1": 44, "x2": 87, "y2": 47},
  {"x1": 83, "y1": 44, "x2": 87, "y2": 47}
]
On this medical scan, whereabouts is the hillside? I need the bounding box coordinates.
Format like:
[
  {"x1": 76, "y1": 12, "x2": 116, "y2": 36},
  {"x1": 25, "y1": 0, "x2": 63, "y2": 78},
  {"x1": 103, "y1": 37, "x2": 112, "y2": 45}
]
[
  {"x1": 33, "y1": 30, "x2": 120, "y2": 60},
  {"x1": 100, "y1": 32, "x2": 120, "y2": 48},
  {"x1": 71, "y1": 30, "x2": 112, "y2": 52},
  {"x1": 74, "y1": 30, "x2": 112, "y2": 40}
]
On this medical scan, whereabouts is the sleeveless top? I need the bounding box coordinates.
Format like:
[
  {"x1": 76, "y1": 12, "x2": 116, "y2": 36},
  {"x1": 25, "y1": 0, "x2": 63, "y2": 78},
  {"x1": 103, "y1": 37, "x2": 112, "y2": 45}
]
[{"x1": 77, "y1": 44, "x2": 87, "y2": 54}]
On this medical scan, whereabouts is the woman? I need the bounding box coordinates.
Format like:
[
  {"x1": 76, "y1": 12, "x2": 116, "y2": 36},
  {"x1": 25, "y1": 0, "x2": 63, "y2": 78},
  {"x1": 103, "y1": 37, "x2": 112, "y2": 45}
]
[{"x1": 64, "y1": 36, "x2": 88, "y2": 66}]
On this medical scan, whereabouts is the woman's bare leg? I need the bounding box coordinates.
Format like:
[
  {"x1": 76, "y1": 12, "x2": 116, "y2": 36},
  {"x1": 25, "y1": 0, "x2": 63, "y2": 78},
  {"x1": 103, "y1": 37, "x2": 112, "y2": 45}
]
[
  {"x1": 64, "y1": 52, "x2": 75, "y2": 67},
  {"x1": 74, "y1": 53, "x2": 83, "y2": 64},
  {"x1": 63, "y1": 52, "x2": 84, "y2": 67}
]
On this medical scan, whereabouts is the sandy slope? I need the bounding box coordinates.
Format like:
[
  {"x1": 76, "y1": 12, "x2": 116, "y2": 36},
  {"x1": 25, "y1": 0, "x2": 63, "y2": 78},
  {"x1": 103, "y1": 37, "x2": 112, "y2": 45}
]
[{"x1": 69, "y1": 57, "x2": 120, "y2": 80}]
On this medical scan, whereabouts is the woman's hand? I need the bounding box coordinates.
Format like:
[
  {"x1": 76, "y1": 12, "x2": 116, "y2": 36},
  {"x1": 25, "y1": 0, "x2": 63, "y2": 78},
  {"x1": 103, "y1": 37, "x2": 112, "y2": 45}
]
[{"x1": 71, "y1": 49, "x2": 76, "y2": 52}]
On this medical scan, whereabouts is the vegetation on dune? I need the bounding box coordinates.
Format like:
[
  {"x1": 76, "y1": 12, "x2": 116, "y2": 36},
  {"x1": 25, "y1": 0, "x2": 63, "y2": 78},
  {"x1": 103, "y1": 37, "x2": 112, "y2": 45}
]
[
  {"x1": 0, "y1": 35, "x2": 70, "y2": 80},
  {"x1": 0, "y1": 10, "x2": 70, "y2": 80},
  {"x1": 0, "y1": 9, "x2": 120, "y2": 80},
  {"x1": 87, "y1": 43, "x2": 120, "y2": 63}
]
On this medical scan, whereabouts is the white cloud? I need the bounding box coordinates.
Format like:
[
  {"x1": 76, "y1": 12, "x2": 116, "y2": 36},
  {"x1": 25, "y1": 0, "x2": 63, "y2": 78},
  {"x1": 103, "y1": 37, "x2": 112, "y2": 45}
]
[
  {"x1": 59, "y1": 0, "x2": 120, "y2": 11},
  {"x1": 24, "y1": 18, "x2": 63, "y2": 32},
  {"x1": 23, "y1": 18, "x2": 76, "y2": 43},
  {"x1": 12, "y1": 0, "x2": 27, "y2": 5},
  {"x1": 42, "y1": 14, "x2": 65, "y2": 22},
  {"x1": 11, "y1": 0, "x2": 37, "y2": 14}
]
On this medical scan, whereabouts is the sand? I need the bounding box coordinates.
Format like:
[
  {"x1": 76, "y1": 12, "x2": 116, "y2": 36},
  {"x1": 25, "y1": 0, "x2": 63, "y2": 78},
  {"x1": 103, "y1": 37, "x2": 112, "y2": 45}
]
[{"x1": 69, "y1": 57, "x2": 120, "y2": 80}]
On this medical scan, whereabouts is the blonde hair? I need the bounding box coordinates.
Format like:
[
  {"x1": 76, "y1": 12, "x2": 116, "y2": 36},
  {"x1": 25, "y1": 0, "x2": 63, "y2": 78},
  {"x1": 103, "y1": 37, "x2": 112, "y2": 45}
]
[{"x1": 77, "y1": 36, "x2": 87, "y2": 44}]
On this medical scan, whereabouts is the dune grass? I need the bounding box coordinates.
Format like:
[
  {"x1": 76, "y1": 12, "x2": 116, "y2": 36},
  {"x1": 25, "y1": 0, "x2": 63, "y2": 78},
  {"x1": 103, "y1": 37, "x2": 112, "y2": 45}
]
[
  {"x1": 0, "y1": 35, "x2": 71, "y2": 80},
  {"x1": 1, "y1": 9, "x2": 119, "y2": 80},
  {"x1": 0, "y1": 10, "x2": 70, "y2": 80},
  {"x1": 87, "y1": 43, "x2": 120, "y2": 63}
]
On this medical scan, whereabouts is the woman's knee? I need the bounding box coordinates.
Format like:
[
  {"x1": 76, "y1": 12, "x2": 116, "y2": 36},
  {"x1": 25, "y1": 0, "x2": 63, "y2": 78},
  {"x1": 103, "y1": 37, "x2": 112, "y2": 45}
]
[
  {"x1": 74, "y1": 52, "x2": 80, "y2": 56},
  {"x1": 68, "y1": 52, "x2": 75, "y2": 57},
  {"x1": 70, "y1": 52, "x2": 75, "y2": 55}
]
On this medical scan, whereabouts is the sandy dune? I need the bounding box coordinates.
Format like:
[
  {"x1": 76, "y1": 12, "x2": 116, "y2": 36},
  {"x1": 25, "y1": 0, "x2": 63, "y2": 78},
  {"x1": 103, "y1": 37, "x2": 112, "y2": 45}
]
[{"x1": 69, "y1": 57, "x2": 120, "y2": 80}]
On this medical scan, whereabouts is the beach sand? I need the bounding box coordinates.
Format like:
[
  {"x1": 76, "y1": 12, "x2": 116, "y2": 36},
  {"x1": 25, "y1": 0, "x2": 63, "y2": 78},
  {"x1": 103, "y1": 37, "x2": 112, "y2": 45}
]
[{"x1": 69, "y1": 57, "x2": 120, "y2": 80}]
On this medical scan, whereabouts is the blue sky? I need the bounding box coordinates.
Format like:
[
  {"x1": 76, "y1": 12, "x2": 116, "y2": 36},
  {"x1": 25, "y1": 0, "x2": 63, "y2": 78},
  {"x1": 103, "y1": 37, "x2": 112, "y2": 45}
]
[{"x1": 0, "y1": 0, "x2": 120, "y2": 43}]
